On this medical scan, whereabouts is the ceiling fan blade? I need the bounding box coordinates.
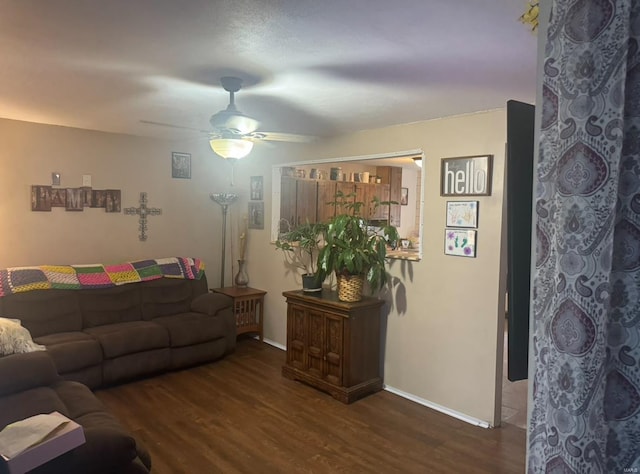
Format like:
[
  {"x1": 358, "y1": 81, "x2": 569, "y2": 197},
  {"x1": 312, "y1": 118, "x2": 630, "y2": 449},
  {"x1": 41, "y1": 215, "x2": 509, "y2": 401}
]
[
  {"x1": 140, "y1": 120, "x2": 210, "y2": 134},
  {"x1": 250, "y1": 131, "x2": 316, "y2": 143}
]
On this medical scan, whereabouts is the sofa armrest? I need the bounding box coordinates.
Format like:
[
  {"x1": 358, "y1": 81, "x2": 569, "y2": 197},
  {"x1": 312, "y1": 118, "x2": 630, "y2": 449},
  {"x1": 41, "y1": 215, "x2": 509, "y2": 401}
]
[
  {"x1": 191, "y1": 293, "x2": 236, "y2": 354},
  {"x1": 0, "y1": 351, "x2": 59, "y2": 397},
  {"x1": 190, "y1": 292, "x2": 232, "y2": 316}
]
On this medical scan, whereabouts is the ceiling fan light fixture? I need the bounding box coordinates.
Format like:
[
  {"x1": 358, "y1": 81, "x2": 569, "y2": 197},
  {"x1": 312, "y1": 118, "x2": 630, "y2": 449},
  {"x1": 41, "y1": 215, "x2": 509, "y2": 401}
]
[
  {"x1": 413, "y1": 156, "x2": 422, "y2": 168},
  {"x1": 209, "y1": 138, "x2": 254, "y2": 159}
]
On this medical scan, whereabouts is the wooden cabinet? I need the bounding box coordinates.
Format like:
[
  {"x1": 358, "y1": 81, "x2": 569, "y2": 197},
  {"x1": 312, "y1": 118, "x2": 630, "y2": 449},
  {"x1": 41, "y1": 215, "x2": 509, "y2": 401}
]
[
  {"x1": 377, "y1": 166, "x2": 402, "y2": 226},
  {"x1": 368, "y1": 183, "x2": 390, "y2": 220},
  {"x1": 316, "y1": 180, "x2": 337, "y2": 223},
  {"x1": 280, "y1": 176, "x2": 394, "y2": 228},
  {"x1": 280, "y1": 177, "x2": 318, "y2": 230},
  {"x1": 282, "y1": 290, "x2": 384, "y2": 403}
]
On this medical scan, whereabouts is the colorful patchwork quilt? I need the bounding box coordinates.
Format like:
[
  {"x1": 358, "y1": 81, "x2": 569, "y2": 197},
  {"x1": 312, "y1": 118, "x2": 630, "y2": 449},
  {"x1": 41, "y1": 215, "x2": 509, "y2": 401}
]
[{"x1": 0, "y1": 257, "x2": 204, "y2": 297}]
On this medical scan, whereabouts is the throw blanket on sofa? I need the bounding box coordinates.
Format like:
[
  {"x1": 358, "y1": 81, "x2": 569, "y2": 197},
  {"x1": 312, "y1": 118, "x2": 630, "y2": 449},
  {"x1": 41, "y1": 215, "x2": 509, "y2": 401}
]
[{"x1": 0, "y1": 257, "x2": 204, "y2": 297}]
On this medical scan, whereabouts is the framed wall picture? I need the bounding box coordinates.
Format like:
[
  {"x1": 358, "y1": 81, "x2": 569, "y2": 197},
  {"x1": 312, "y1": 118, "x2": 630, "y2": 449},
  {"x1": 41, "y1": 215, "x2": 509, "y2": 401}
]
[
  {"x1": 400, "y1": 187, "x2": 409, "y2": 206},
  {"x1": 441, "y1": 155, "x2": 493, "y2": 196},
  {"x1": 91, "y1": 190, "x2": 106, "y2": 208},
  {"x1": 171, "y1": 152, "x2": 191, "y2": 179},
  {"x1": 105, "y1": 189, "x2": 121, "y2": 213},
  {"x1": 444, "y1": 229, "x2": 477, "y2": 257},
  {"x1": 50, "y1": 188, "x2": 67, "y2": 208},
  {"x1": 31, "y1": 185, "x2": 52, "y2": 211},
  {"x1": 65, "y1": 188, "x2": 84, "y2": 211},
  {"x1": 248, "y1": 202, "x2": 264, "y2": 229},
  {"x1": 250, "y1": 176, "x2": 264, "y2": 200},
  {"x1": 446, "y1": 201, "x2": 478, "y2": 228}
]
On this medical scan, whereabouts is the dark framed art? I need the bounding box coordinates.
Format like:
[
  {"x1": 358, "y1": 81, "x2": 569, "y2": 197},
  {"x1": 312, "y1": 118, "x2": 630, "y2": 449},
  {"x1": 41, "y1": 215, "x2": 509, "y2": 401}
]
[
  {"x1": 250, "y1": 176, "x2": 264, "y2": 200},
  {"x1": 441, "y1": 155, "x2": 493, "y2": 196},
  {"x1": 171, "y1": 152, "x2": 191, "y2": 179},
  {"x1": 248, "y1": 202, "x2": 264, "y2": 229},
  {"x1": 31, "y1": 185, "x2": 52, "y2": 211},
  {"x1": 400, "y1": 187, "x2": 409, "y2": 205}
]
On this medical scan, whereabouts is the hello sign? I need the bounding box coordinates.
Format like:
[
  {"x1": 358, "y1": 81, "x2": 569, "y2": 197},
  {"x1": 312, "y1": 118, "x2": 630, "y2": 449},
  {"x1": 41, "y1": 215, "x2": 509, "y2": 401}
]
[{"x1": 440, "y1": 155, "x2": 493, "y2": 196}]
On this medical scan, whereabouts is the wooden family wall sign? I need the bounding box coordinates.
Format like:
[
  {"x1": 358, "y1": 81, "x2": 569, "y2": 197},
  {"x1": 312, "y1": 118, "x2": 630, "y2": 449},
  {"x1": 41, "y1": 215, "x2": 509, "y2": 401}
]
[
  {"x1": 440, "y1": 155, "x2": 493, "y2": 196},
  {"x1": 31, "y1": 186, "x2": 122, "y2": 212}
]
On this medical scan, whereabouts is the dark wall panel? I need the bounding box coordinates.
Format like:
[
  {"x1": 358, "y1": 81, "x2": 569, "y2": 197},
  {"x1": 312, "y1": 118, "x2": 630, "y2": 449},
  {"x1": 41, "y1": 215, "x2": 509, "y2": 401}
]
[{"x1": 506, "y1": 100, "x2": 535, "y2": 382}]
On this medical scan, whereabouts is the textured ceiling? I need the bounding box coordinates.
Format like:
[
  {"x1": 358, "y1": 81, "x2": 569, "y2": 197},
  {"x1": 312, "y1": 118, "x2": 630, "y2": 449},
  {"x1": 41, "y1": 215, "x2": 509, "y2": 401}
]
[{"x1": 0, "y1": 0, "x2": 538, "y2": 141}]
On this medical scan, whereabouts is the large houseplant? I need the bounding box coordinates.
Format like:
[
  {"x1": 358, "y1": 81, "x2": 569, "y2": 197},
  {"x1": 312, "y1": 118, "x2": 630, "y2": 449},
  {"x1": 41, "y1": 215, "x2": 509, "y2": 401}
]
[
  {"x1": 317, "y1": 191, "x2": 399, "y2": 302},
  {"x1": 275, "y1": 220, "x2": 326, "y2": 292}
]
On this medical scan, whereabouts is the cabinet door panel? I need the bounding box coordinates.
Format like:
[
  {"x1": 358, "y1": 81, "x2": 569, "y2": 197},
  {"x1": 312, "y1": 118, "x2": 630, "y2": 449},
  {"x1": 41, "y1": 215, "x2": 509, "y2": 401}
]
[
  {"x1": 370, "y1": 184, "x2": 390, "y2": 220},
  {"x1": 287, "y1": 305, "x2": 307, "y2": 369},
  {"x1": 306, "y1": 309, "x2": 325, "y2": 378},
  {"x1": 317, "y1": 181, "x2": 337, "y2": 223},
  {"x1": 324, "y1": 313, "x2": 343, "y2": 385},
  {"x1": 280, "y1": 177, "x2": 298, "y2": 232},
  {"x1": 296, "y1": 180, "x2": 317, "y2": 225}
]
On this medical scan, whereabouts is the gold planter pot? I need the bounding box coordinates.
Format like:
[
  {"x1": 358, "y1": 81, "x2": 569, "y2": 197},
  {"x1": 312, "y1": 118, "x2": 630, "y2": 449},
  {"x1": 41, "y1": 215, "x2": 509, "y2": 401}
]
[{"x1": 337, "y1": 274, "x2": 364, "y2": 302}]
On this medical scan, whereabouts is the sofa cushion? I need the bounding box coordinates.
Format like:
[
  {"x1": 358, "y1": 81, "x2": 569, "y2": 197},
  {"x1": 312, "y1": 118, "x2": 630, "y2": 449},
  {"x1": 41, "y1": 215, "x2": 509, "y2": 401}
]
[
  {"x1": 34, "y1": 332, "x2": 103, "y2": 373},
  {"x1": 191, "y1": 292, "x2": 233, "y2": 316},
  {"x1": 0, "y1": 351, "x2": 59, "y2": 397},
  {"x1": 140, "y1": 278, "x2": 194, "y2": 320},
  {"x1": 103, "y1": 348, "x2": 170, "y2": 385},
  {"x1": 153, "y1": 312, "x2": 225, "y2": 347},
  {"x1": 84, "y1": 321, "x2": 169, "y2": 359},
  {"x1": 0, "y1": 387, "x2": 68, "y2": 429},
  {"x1": 78, "y1": 286, "x2": 141, "y2": 328},
  {"x1": 53, "y1": 380, "x2": 111, "y2": 421},
  {"x1": 29, "y1": 412, "x2": 138, "y2": 474},
  {"x1": 0, "y1": 289, "x2": 82, "y2": 337}
]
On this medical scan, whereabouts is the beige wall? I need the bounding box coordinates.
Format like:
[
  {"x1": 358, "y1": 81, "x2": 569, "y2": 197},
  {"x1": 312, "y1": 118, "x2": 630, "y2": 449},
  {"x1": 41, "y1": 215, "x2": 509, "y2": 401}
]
[
  {"x1": 1, "y1": 109, "x2": 507, "y2": 426},
  {"x1": 0, "y1": 118, "x2": 246, "y2": 278},
  {"x1": 247, "y1": 109, "x2": 508, "y2": 426}
]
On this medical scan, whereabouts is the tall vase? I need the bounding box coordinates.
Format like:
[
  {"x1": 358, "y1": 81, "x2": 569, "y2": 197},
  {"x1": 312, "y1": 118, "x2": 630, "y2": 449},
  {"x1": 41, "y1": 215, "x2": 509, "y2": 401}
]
[{"x1": 234, "y1": 259, "x2": 249, "y2": 288}]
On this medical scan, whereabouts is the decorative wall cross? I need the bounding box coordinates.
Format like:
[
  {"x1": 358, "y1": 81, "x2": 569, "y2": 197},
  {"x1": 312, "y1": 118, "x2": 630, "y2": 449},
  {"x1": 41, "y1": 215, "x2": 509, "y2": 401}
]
[{"x1": 124, "y1": 192, "x2": 162, "y2": 241}]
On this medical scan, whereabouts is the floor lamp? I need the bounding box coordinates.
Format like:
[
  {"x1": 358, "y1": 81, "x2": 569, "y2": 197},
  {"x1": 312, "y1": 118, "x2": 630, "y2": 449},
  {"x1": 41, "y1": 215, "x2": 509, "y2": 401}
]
[{"x1": 210, "y1": 192, "x2": 238, "y2": 287}]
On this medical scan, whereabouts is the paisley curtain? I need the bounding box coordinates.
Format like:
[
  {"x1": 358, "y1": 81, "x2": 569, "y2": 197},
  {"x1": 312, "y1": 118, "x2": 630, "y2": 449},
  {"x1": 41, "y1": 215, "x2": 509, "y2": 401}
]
[{"x1": 528, "y1": 0, "x2": 640, "y2": 472}]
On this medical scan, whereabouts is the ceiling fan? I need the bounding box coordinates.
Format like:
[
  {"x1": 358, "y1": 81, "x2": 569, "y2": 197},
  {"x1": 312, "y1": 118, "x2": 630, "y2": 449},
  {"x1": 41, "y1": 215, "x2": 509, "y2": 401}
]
[{"x1": 141, "y1": 76, "x2": 312, "y2": 159}]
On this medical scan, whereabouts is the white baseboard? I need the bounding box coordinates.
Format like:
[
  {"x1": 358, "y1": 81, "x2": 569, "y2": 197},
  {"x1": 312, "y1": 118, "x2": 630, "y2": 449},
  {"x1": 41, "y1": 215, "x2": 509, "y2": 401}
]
[
  {"x1": 256, "y1": 339, "x2": 491, "y2": 428},
  {"x1": 383, "y1": 384, "x2": 492, "y2": 428},
  {"x1": 261, "y1": 337, "x2": 286, "y2": 351},
  {"x1": 383, "y1": 384, "x2": 491, "y2": 428}
]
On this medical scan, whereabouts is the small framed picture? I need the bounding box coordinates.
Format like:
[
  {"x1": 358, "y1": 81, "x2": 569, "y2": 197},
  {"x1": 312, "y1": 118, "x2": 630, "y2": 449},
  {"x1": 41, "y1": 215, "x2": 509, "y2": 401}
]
[
  {"x1": 250, "y1": 176, "x2": 264, "y2": 200},
  {"x1": 65, "y1": 188, "x2": 84, "y2": 211},
  {"x1": 91, "y1": 190, "x2": 106, "y2": 208},
  {"x1": 400, "y1": 187, "x2": 409, "y2": 206},
  {"x1": 445, "y1": 229, "x2": 477, "y2": 257},
  {"x1": 248, "y1": 202, "x2": 264, "y2": 229},
  {"x1": 171, "y1": 152, "x2": 191, "y2": 179},
  {"x1": 105, "y1": 189, "x2": 121, "y2": 213},
  {"x1": 31, "y1": 185, "x2": 52, "y2": 211},
  {"x1": 50, "y1": 188, "x2": 67, "y2": 208},
  {"x1": 81, "y1": 187, "x2": 93, "y2": 207},
  {"x1": 446, "y1": 201, "x2": 478, "y2": 228}
]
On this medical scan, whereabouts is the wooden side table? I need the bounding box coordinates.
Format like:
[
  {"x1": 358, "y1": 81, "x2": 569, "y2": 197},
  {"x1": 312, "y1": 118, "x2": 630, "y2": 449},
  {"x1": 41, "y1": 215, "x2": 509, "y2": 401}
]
[{"x1": 211, "y1": 287, "x2": 266, "y2": 341}]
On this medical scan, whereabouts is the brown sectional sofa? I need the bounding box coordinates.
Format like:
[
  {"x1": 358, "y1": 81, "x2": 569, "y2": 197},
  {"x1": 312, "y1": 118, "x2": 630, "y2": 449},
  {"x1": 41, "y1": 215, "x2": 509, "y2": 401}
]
[
  {"x1": 0, "y1": 272, "x2": 235, "y2": 473},
  {"x1": 0, "y1": 275, "x2": 235, "y2": 389},
  {"x1": 0, "y1": 351, "x2": 151, "y2": 474}
]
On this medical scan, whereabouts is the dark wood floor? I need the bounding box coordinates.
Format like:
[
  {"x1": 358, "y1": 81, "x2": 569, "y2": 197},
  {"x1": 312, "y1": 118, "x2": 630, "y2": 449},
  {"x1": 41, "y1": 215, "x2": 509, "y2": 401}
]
[{"x1": 95, "y1": 339, "x2": 526, "y2": 474}]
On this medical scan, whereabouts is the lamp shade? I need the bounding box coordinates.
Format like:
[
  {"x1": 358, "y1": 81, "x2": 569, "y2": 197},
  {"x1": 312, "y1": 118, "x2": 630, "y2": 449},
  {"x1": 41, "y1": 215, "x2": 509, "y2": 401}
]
[
  {"x1": 413, "y1": 156, "x2": 422, "y2": 168},
  {"x1": 209, "y1": 138, "x2": 254, "y2": 159}
]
